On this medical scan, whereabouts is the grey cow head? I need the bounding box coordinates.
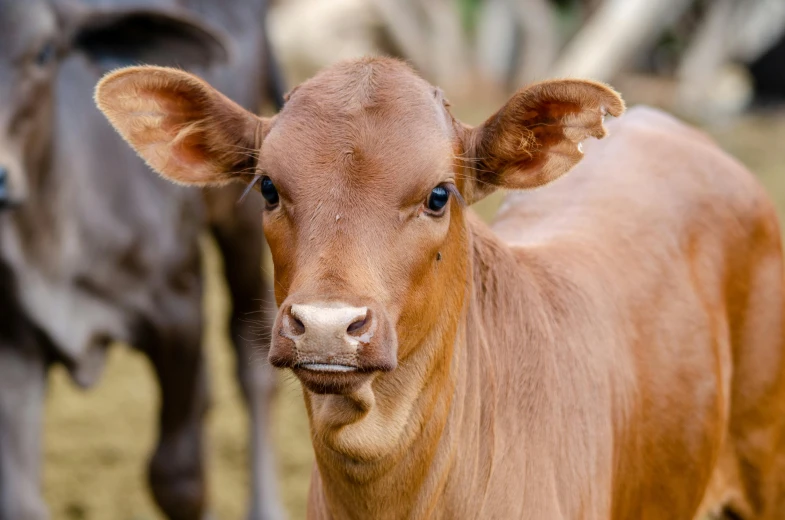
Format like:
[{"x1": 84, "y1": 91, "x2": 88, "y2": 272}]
[{"x1": 0, "y1": 0, "x2": 227, "y2": 209}]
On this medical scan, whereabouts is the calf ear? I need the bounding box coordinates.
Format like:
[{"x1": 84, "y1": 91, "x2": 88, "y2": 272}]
[
  {"x1": 95, "y1": 66, "x2": 268, "y2": 186},
  {"x1": 461, "y1": 79, "x2": 624, "y2": 203},
  {"x1": 57, "y1": 2, "x2": 228, "y2": 69}
]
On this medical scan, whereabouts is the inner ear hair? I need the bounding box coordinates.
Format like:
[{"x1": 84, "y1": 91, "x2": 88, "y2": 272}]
[{"x1": 465, "y1": 79, "x2": 624, "y2": 199}]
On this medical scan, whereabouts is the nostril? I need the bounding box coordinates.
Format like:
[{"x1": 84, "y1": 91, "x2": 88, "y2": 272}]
[
  {"x1": 291, "y1": 315, "x2": 306, "y2": 335},
  {"x1": 347, "y1": 315, "x2": 368, "y2": 335}
]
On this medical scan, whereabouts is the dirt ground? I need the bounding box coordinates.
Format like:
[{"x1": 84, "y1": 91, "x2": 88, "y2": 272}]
[{"x1": 42, "y1": 107, "x2": 785, "y2": 520}]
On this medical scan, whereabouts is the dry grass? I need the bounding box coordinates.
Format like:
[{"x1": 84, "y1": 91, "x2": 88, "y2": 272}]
[
  {"x1": 42, "y1": 110, "x2": 785, "y2": 519},
  {"x1": 43, "y1": 236, "x2": 313, "y2": 520}
]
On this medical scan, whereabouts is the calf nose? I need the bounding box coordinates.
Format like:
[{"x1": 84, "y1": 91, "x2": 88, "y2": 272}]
[
  {"x1": 272, "y1": 301, "x2": 393, "y2": 371},
  {"x1": 285, "y1": 303, "x2": 371, "y2": 347},
  {"x1": 270, "y1": 299, "x2": 398, "y2": 392}
]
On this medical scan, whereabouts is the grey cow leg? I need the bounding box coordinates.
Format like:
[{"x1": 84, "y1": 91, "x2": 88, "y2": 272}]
[
  {"x1": 226, "y1": 271, "x2": 283, "y2": 520},
  {"x1": 210, "y1": 196, "x2": 284, "y2": 520},
  {"x1": 226, "y1": 276, "x2": 282, "y2": 520},
  {"x1": 143, "y1": 318, "x2": 209, "y2": 520},
  {"x1": 238, "y1": 344, "x2": 282, "y2": 520},
  {"x1": 0, "y1": 340, "x2": 48, "y2": 520}
]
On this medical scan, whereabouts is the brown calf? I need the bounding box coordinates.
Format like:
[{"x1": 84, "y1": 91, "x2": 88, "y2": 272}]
[{"x1": 96, "y1": 57, "x2": 785, "y2": 519}]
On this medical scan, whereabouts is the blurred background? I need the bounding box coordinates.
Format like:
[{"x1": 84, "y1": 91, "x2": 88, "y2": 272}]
[{"x1": 22, "y1": 0, "x2": 785, "y2": 518}]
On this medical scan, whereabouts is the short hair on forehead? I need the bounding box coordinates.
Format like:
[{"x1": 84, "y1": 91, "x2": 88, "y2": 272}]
[
  {"x1": 284, "y1": 57, "x2": 439, "y2": 113},
  {"x1": 260, "y1": 57, "x2": 461, "y2": 196},
  {"x1": 274, "y1": 57, "x2": 457, "y2": 157}
]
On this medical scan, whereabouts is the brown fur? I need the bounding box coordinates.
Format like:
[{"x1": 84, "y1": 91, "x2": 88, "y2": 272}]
[{"x1": 96, "y1": 57, "x2": 785, "y2": 519}]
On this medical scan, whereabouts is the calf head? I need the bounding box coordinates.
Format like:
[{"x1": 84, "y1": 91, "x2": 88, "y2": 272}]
[
  {"x1": 0, "y1": 0, "x2": 226, "y2": 210},
  {"x1": 95, "y1": 59, "x2": 624, "y2": 402}
]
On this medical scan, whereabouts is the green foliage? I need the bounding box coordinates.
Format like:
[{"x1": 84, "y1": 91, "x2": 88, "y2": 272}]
[{"x1": 458, "y1": 0, "x2": 483, "y2": 34}]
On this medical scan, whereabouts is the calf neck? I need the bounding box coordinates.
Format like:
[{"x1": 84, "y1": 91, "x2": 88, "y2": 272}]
[{"x1": 96, "y1": 57, "x2": 785, "y2": 519}]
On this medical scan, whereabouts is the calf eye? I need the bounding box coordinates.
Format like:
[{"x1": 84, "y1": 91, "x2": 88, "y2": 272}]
[
  {"x1": 35, "y1": 42, "x2": 56, "y2": 67},
  {"x1": 426, "y1": 185, "x2": 450, "y2": 214},
  {"x1": 261, "y1": 176, "x2": 279, "y2": 207}
]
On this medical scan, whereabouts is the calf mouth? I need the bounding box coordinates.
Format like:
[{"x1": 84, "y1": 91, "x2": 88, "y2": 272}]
[
  {"x1": 289, "y1": 362, "x2": 388, "y2": 395},
  {"x1": 299, "y1": 363, "x2": 358, "y2": 373}
]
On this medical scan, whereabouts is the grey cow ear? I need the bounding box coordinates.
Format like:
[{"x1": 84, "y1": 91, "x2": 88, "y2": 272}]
[{"x1": 56, "y1": 1, "x2": 228, "y2": 69}]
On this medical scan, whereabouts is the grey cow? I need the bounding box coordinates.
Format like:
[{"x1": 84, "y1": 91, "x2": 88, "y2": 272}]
[{"x1": 0, "y1": 0, "x2": 282, "y2": 518}]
